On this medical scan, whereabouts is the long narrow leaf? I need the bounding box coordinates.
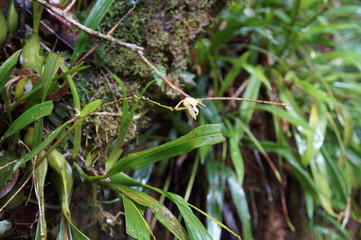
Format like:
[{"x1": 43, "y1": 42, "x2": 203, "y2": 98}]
[
  {"x1": 41, "y1": 53, "x2": 63, "y2": 101},
  {"x1": 108, "y1": 173, "x2": 238, "y2": 240},
  {"x1": 122, "y1": 195, "x2": 152, "y2": 240},
  {"x1": 0, "y1": 101, "x2": 53, "y2": 143},
  {"x1": 106, "y1": 124, "x2": 225, "y2": 176},
  {"x1": 108, "y1": 183, "x2": 188, "y2": 240},
  {"x1": 70, "y1": 0, "x2": 114, "y2": 65},
  {"x1": 0, "y1": 49, "x2": 21, "y2": 94}
]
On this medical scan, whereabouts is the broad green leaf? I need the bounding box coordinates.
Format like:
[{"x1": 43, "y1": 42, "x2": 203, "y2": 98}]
[
  {"x1": 106, "y1": 124, "x2": 225, "y2": 176},
  {"x1": 40, "y1": 53, "x2": 63, "y2": 101},
  {"x1": 108, "y1": 184, "x2": 188, "y2": 240},
  {"x1": 79, "y1": 99, "x2": 102, "y2": 117},
  {"x1": 151, "y1": 65, "x2": 167, "y2": 86},
  {"x1": 70, "y1": 0, "x2": 114, "y2": 65},
  {"x1": 0, "y1": 101, "x2": 53, "y2": 143},
  {"x1": 0, "y1": 49, "x2": 21, "y2": 94},
  {"x1": 122, "y1": 196, "x2": 152, "y2": 240}
]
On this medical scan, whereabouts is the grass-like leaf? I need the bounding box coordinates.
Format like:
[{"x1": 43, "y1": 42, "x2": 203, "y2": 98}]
[
  {"x1": 79, "y1": 99, "x2": 102, "y2": 117},
  {"x1": 106, "y1": 124, "x2": 225, "y2": 176},
  {"x1": 122, "y1": 195, "x2": 153, "y2": 240},
  {"x1": 108, "y1": 184, "x2": 188, "y2": 240},
  {"x1": 0, "y1": 101, "x2": 53, "y2": 144},
  {"x1": 70, "y1": 0, "x2": 114, "y2": 66},
  {"x1": 0, "y1": 49, "x2": 21, "y2": 94},
  {"x1": 40, "y1": 53, "x2": 63, "y2": 101}
]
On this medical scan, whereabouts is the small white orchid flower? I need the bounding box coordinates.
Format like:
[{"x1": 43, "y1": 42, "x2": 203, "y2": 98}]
[{"x1": 175, "y1": 97, "x2": 204, "y2": 120}]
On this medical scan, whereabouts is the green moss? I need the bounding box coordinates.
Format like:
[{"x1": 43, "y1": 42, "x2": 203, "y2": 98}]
[
  {"x1": 96, "y1": 0, "x2": 216, "y2": 88},
  {"x1": 74, "y1": 65, "x2": 147, "y2": 153}
]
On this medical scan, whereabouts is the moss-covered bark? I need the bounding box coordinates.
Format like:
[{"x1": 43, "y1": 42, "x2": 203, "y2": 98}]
[{"x1": 96, "y1": 0, "x2": 226, "y2": 92}]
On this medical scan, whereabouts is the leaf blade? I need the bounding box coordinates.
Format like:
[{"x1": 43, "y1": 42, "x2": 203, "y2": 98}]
[
  {"x1": 106, "y1": 124, "x2": 225, "y2": 176},
  {"x1": 1, "y1": 101, "x2": 54, "y2": 143}
]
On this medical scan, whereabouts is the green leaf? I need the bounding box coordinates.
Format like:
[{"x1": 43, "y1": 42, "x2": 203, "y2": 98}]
[
  {"x1": 300, "y1": 102, "x2": 327, "y2": 166},
  {"x1": 56, "y1": 217, "x2": 66, "y2": 240},
  {"x1": 0, "y1": 152, "x2": 17, "y2": 192},
  {"x1": 310, "y1": 154, "x2": 337, "y2": 217},
  {"x1": 0, "y1": 50, "x2": 21, "y2": 94},
  {"x1": 40, "y1": 53, "x2": 63, "y2": 101},
  {"x1": 0, "y1": 101, "x2": 53, "y2": 143},
  {"x1": 70, "y1": 0, "x2": 114, "y2": 65},
  {"x1": 79, "y1": 99, "x2": 102, "y2": 117},
  {"x1": 108, "y1": 173, "x2": 237, "y2": 240},
  {"x1": 226, "y1": 169, "x2": 253, "y2": 240},
  {"x1": 67, "y1": 220, "x2": 90, "y2": 240},
  {"x1": 167, "y1": 193, "x2": 214, "y2": 240},
  {"x1": 122, "y1": 196, "x2": 152, "y2": 240},
  {"x1": 217, "y1": 52, "x2": 250, "y2": 96},
  {"x1": 106, "y1": 124, "x2": 225, "y2": 176},
  {"x1": 108, "y1": 184, "x2": 188, "y2": 240},
  {"x1": 65, "y1": 67, "x2": 82, "y2": 158},
  {"x1": 242, "y1": 63, "x2": 271, "y2": 90},
  {"x1": 256, "y1": 105, "x2": 312, "y2": 131},
  {"x1": 0, "y1": 118, "x2": 73, "y2": 190},
  {"x1": 239, "y1": 76, "x2": 261, "y2": 127},
  {"x1": 260, "y1": 141, "x2": 319, "y2": 196},
  {"x1": 34, "y1": 153, "x2": 48, "y2": 240},
  {"x1": 107, "y1": 75, "x2": 131, "y2": 167},
  {"x1": 53, "y1": 64, "x2": 88, "y2": 81},
  {"x1": 224, "y1": 119, "x2": 244, "y2": 184},
  {"x1": 205, "y1": 159, "x2": 225, "y2": 240}
]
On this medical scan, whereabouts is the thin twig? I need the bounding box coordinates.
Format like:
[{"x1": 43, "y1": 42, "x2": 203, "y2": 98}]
[
  {"x1": 197, "y1": 97, "x2": 289, "y2": 106},
  {"x1": 64, "y1": 0, "x2": 76, "y2": 13},
  {"x1": 74, "y1": 2, "x2": 137, "y2": 66},
  {"x1": 0, "y1": 160, "x2": 17, "y2": 170},
  {"x1": 90, "y1": 112, "x2": 122, "y2": 117},
  {"x1": 34, "y1": 0, "x2": 143, "y2": 52},
  {"x1": 136, "y1": 50, "x2": 190, "y2": 97},
  {"x1": 0, "y1": 173, "x2": 32, "y2": 212}
]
